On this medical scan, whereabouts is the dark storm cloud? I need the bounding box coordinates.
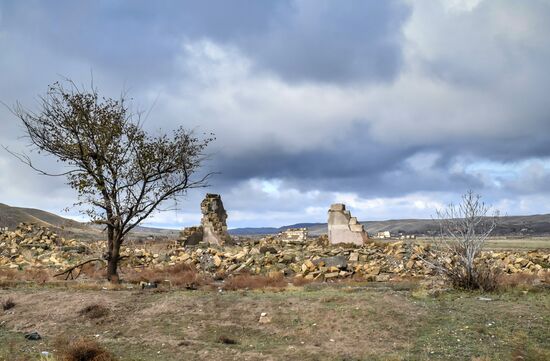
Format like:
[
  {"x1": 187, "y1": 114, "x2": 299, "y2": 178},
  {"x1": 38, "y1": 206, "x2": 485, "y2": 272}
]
[
  {"x1": 241, "y1": 0, "x2": 411, "y2": 83},
  {"x1": 1, "y1": 0, "x2": 550, "y2": 227},
  {"x1": 0, "y1": 0, "x2": 409, "y2": 85}
]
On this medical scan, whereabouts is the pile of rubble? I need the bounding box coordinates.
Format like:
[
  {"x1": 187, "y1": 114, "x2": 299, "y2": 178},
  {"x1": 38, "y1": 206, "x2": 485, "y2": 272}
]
[
  {"x1": 0, "y1": 223, "x2": 91, "y2": 269},
  {"x1": 122, "y1": 237, "x2": 550, "y2": 281},
  {"x1": 1, "y1": 223, "x2": 548, "y2": 282}
]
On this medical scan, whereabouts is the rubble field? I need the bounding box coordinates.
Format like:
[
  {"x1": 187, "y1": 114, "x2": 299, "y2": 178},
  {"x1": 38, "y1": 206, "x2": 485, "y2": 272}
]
[{"x1": 1, "y1": 223, "x2": 549, "y2": 284}]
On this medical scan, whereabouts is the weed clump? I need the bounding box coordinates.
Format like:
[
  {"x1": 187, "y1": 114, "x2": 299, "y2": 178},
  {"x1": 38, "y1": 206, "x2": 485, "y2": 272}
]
[
  {"x1": 78, "y1": 304, "x2": 110, "y2": 319},
  {"x1": 57, "y1": 338, "x2": 115, "y2": 361}
]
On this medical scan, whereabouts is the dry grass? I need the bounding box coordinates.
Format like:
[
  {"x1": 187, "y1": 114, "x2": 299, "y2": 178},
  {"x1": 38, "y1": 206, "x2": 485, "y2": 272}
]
[
  {"x1": 56, "y1": 338, "x2": 115, "y2": 361},
  {"x1": 0, "y1": 268, "x2": 51, "y2": 283},
  {"x1": 290, "y1": 276, "x2": 314, "y2": 287},
  {"x1": 495, "y1": 271, "x2": 550, "y2": 291},
  {"x1": 222, "y1": 272, "x2": 287, "y2": 290},
  {"x1": 121, "y1": 263, "x2": 209, "y2": 288},
  {"x1": 1, "y1": 297, "x2": 15, "y2": 311},
  {"x1": 78, "y1": 303, "x2": 110, "y2": 319}
]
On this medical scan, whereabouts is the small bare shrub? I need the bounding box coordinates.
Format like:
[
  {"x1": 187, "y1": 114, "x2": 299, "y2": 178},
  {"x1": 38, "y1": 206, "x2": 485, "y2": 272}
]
[
  {"x1": 78, "y1": 304, "x2": 110, "y2": 319},
  {"x1": 2, "y1": 297, "x2": 16, "y2": 311},
  {"x1": 423, "y1": 191, "x2": 500, "y2": 291}
]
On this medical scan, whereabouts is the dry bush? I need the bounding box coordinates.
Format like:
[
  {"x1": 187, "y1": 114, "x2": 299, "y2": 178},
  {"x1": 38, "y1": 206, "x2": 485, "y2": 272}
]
[
  {"x1": 2, "y1": 297, "x2": 16, "y2": 311},
  {"x1": 24, "y1": 268, "x2": 51, "y2": 283},
  {"x1": 222, "y1": 272, "x2": 286, "y2": 290},
  {"x1": 78, "y1": 304, "x2": 110, "y2": 319},
  {"x1": 291, "y1": 276, "x2": 313, "y2": 287},
  {"x1": 122, "y1": 263, "x2": 208, "y2": 288},
  {"x1": 448, "y1": 263, "x2": 501, "y2": 292},
  {"x1": 79, "y1": 262, "x2": 107, "y2": 280},
  {"x1": 56, "y1": 338, "x2": 115, "y2": 361},
  {"x1": 0, "y1": 268, "x2": 17, "y2": 280},
  {"x1": 496, "y1": 272, "x2": 539, "y2": 290}
]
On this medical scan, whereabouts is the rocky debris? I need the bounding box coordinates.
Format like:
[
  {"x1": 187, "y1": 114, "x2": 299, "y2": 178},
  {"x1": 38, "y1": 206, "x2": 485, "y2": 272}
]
[
  {"x1": 258, "y1": 312, "x2": 271, "y2": 324},
  {"x1": 24, "y1": 331, "x2": 41, "y2": 341},
  {"x1": 154, "y1": 238, "x2": 550, "y2": 282},
  {"x1": 0, "y1": 223, "x2": 91, "y2": 269},
  {"x1": 201, "y1": 194, "x2": 231, "y2": 246},
  {"x1": 327, "y1": 204, "x2": 369, "y2": 245}
]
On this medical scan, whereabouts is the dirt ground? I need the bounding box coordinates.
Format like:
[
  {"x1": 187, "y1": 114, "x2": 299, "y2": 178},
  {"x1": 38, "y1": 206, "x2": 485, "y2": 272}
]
[{"x1": 1, "y1": 282, "x2": 549, "y2": 361}]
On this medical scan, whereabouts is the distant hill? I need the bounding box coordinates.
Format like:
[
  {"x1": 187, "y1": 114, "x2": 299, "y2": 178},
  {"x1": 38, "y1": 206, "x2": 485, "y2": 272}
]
[
  {"x1": 2, "y1": 202, "x2": 550, "y2": 239},
  {"x1": 229, "y1": 215, "x2": 550, "y2": 237},
  {"x1": 0, "y1": 203, "x2": 179, "y2": 241},
  {"x1": 0, "y1": 203, "x2": 101, "y2": 239},
  {"x1": 228, "y1": 223, "x2": 324, "y2": 236}
]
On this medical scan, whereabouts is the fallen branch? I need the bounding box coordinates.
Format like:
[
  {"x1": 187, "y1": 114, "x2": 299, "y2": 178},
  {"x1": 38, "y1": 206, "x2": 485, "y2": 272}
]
[{"x1": 54, "y1": 258, "x2": 104, "y2": 280}]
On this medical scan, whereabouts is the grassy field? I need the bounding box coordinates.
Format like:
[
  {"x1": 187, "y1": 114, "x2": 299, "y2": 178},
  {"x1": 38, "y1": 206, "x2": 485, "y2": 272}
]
[
  {"x1": 384, "y1": 237, "x2": 550, "y2": 251},
  {"x1": 1, "y1": 282, "x2": 548, "y2": 361}
]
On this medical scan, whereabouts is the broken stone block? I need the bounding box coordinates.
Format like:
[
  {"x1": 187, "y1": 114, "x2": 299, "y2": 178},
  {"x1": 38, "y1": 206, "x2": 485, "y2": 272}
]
[{"x1": 327, "y1": 204, "x2": 369, "y2": 246}]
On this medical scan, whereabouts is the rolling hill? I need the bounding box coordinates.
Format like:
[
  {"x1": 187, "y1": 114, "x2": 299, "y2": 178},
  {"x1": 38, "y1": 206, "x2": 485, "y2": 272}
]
[
  {"x1": 2, "y1": 202, "x2": 550, "y2": 239},
  {"x1": 0, "y1": 203, "x2": 179, "y2": 241}
]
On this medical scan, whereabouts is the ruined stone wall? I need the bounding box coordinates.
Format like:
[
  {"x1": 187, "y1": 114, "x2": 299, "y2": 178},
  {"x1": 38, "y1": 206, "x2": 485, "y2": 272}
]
[
  {"x1": 200, "y1": 194, "x2": 231, "y2": 245},
  {"x1": 327, "y1": 204, "x2": 369, "y2": 245}
]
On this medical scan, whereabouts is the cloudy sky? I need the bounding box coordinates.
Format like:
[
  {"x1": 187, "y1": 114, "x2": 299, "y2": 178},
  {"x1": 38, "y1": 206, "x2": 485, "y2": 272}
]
[{"x1": 1, "y1": 0, "x2": 549, "y2": 229}]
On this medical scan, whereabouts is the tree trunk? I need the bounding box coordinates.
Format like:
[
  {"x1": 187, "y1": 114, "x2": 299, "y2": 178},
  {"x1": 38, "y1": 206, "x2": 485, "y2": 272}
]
[{"x1": 107, "y1": 237, "x2": 121, "y2": 281}]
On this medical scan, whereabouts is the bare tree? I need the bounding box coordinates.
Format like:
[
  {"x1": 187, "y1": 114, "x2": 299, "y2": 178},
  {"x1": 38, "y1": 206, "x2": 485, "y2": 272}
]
[
  {"x1": 7, "y1": 81, "x2": 214, "y2": 280},
  {"x1": 426, "y1": 190, "x2": 499, "y2": 290}
]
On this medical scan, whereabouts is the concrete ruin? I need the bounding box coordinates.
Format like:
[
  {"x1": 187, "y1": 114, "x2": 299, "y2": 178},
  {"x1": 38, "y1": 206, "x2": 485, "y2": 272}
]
[
  {"x1": 200, "y1": 193, "x2": 231, "y2": 245},
  {"x1": 276, "y1": 228, "x2": 308, "y2": 244},
  {"x1": 327, "y1": 203, "x2": 369, "y2": 245}
]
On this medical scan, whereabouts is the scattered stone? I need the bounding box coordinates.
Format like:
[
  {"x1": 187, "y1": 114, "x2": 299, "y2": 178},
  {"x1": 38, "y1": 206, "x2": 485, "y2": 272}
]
[
  {"x1": 24, "y1": 331, "x2": 41, "y2": 341},
  {"x1": 259, "y1": 312, "x2": 271, "y2": 324},
  {"x1": 140, "y1": 282, "x2": 158, "y2": 289}
]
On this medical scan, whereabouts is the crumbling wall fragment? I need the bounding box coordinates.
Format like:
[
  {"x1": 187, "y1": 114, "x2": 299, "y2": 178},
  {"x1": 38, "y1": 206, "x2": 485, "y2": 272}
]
[
  {"x1": 327, "y1": 204, "x2": 369, "y2": 245},
  {"x1": 200, "y1": 193, "x2": 231, "y2": 245},
  {"x1": 178, "y1": 226, "x2": 204, "y2": 246}
]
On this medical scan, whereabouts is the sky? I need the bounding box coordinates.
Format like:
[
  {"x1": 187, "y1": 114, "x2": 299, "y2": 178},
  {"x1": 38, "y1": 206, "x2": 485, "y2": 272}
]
[{"x1": 1, "y1": 0, "x2": 549, "y2": 229}]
